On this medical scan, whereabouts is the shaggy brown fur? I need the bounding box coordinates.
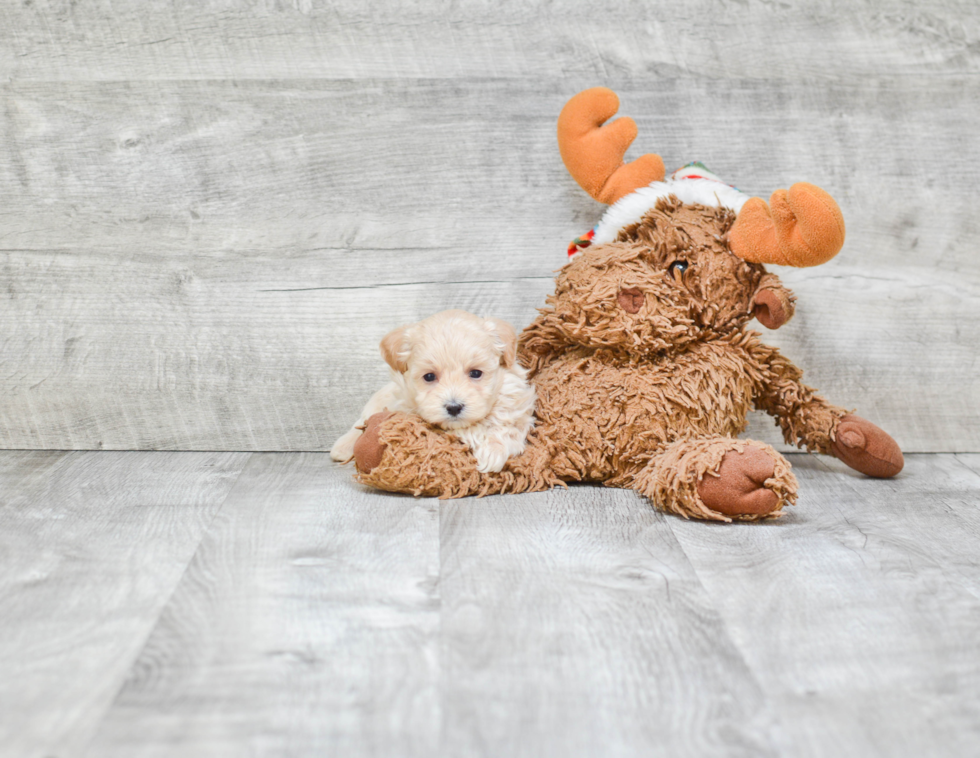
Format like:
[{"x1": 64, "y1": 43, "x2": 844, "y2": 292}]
[{"x1": 354, "y1": 198, "x2": 902, "y2": 521}]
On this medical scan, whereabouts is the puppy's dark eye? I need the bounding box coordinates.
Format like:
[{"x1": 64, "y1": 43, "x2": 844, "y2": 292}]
[
  {"x1": 469, "y1": 369, "x2": 483, "y2": 379},
  {"x1": 668, "y1": 260, "x2": 689, "y2": 282},
  {"x1": 423, "y1": 373, "x2": 437, "y2": 383}
]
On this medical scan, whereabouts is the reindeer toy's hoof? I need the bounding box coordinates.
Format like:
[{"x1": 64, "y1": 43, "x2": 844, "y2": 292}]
[
  {"x1": 698, "y1": 446, "x2": 786, "y2": 519},
  {"x1": 353, "y1": 411, "x2": 391, "y2": 475},
  {"x1": 346, "y1": 86, "x2": 904, "y2": 521},
  {"x1": 830, "y1": 414, "x2": 904, "y2": 478}
]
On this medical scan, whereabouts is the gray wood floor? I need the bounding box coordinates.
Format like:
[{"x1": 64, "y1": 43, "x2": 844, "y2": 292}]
[{"x1": 2, "y1": 449, "x2": 979, "y2": 758}]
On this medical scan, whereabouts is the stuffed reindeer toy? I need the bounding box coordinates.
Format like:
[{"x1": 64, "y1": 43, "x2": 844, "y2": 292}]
[{"x1": 351, "y1": 87, "x2": 903, "y2": 521}]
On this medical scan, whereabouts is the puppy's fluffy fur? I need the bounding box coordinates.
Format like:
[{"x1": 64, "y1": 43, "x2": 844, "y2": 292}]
[{"x1": 331, "y1": 310, "x2": 535, "y2": 473}]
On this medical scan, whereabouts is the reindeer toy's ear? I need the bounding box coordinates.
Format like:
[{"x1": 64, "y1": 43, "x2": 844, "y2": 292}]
[{"x1": 750, "y1": 274, "x2": 797, "y2": 330}]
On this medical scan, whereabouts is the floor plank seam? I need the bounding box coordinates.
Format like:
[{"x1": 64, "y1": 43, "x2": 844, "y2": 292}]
[
  {"x1": 659, "y1": 510, "x2": 785, "y2": 754},
  {"x1": 70, "y1": 451, "x2": 256, "y2": 755},
  {"x1": 952, "y1": 454, "x2": 980, "y2": 483}
]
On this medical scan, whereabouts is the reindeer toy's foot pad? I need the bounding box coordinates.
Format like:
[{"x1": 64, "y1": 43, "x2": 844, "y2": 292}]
[
  {"x1": 353, "y1": 411, "x2": 392, "y2": 475},
  {"x1": 830, "y1": 414, "x2": 904, "y2": 478},
  {"x1": 697, "y1": 446, "x2": 788, "y2": 518}
]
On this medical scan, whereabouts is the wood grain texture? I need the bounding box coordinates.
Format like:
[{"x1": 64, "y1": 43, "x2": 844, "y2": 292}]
[
  {"x1": 439, "y1": 485, "x2": 779, "y2": 757},
  {"x1": 666, "y1": 454, "x2": 980, "y2": 758},
  {"x1": 84, "y1": 454, "x2": 441, "y2": 758},
  {"x1": 1, "y1": 74, "x2": 978, "y2": 451},
  {"x1": 2, "y1": 254, "x2": 973, "y2": 451},
  {"x1": 3, "y1": 77, "x2": 979, "y2": 262},
  {"x1": 2, "y1": 451, "x2": 979, "y2": 756},
  {"x1": 0, "y1": 274, "x2": 552, "y2": 450},
  {"x1": 2, "y1": 1, "x2": 979, "y2": 81},
  {"x1": 0, "y1": 450, "x2": 249, "y2": 758},
  {"x1": 956, "y1": 453, "x2": 980, "y2": 481}
]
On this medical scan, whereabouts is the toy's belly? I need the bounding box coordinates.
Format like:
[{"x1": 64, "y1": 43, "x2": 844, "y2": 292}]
[{"x1": 533, "y1": 348, "x2": 754, "y2": 479}]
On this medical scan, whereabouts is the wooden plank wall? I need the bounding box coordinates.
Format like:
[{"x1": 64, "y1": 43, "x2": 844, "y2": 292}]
[{"x1": 1, "y1": 1, "x2": 978, "y2": 452}]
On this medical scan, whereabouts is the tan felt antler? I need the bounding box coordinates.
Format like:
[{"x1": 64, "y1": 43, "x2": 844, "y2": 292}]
[
  {"x1": 730, "y1": 183, "x2": 845, "y2": 267},
  {"x1": 557, "y1": 88, "x2": 665, "y2": 205}
]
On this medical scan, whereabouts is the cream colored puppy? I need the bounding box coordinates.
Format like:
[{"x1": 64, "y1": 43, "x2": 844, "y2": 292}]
[{"x1": 331, "y1": 310, "x2": 536, "y2": 473}]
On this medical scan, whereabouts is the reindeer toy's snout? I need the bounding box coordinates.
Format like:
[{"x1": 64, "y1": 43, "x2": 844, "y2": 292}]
[{"x1": 353, "y1": 87, "x2": 903, "y2": 522}]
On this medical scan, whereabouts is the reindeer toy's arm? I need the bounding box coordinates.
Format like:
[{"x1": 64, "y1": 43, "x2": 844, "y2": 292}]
[{"x1": 744, "y1": 333, "x2": 904, "y2": 478}]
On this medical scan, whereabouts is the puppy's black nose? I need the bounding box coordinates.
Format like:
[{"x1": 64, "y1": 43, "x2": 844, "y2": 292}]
[{"x1": 446, "y1": 402, "x2": 464, "y2": 417}]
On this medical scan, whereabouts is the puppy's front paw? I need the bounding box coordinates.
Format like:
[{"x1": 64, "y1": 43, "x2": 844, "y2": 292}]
[
  {"x1": 474, "y1": 442, "x2": 509, "y2": 474},
  {"x1": 330, "y1": 428, "x2": 361, "y2": 463}
]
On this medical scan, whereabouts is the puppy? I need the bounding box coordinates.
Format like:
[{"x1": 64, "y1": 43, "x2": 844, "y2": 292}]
[{"x1": 331, "y1": 310, "x2": 535, "y2": 473}]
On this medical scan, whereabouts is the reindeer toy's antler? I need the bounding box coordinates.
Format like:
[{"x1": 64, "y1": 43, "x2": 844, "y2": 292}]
[
  {"x1": 731, "y1": 184, "x2": 845, "y2": 267},
  {"x1": 557, "y1": 88, "x2": 666, "y2": 205},
  {"x1": 558, "y1": 87, "x2": 846, "y2": 268}
]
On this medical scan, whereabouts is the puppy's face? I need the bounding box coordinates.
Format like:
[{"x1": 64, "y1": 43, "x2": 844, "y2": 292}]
[{"x1": 380, "y1": 310, "x2": 517, "y2": 430}]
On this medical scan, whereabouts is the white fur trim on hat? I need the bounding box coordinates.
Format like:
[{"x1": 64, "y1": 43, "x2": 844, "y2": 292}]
[{"x1": 592, "y1": 177, "x2": 749, "y2": 246}]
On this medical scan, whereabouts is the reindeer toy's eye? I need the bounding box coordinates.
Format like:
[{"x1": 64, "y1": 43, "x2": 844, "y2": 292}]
[{"x1": 667, "y1": 260, "x2": 689, "y2": 282}]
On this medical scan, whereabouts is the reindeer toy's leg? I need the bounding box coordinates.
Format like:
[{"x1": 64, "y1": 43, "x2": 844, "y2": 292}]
[{"x1": 616, "y1": 436, "x2": 797, "y2": 522}]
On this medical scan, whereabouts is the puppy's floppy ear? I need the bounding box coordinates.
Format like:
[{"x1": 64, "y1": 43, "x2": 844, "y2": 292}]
[
  {"x1": 750, "y1": 273, "x2": 796, "y2": 330},
  {"x1": 485, "y1": 318, "x2": 518, "y2": 368},
  {"x1": 379, "y1": 324, "x2": 412, "y2": 372}
]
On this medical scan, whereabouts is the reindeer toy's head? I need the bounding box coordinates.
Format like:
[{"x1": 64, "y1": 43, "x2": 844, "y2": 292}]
[{"x1": 522, "y1": 88, "x2": 846, "y2": 371}]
